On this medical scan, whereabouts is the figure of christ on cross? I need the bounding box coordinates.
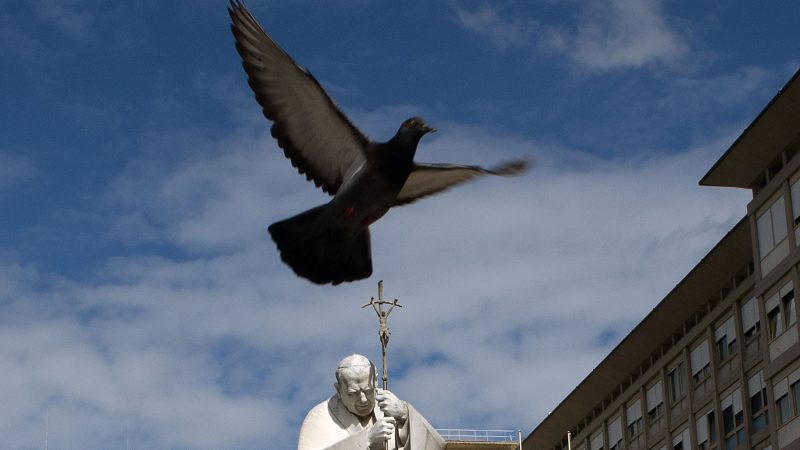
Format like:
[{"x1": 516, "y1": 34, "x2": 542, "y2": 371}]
[{"x1": 362, "y1": 280, "x2": 402, "y2": 390}]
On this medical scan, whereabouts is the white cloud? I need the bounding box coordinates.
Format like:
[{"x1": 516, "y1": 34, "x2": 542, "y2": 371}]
[
  {"x1": 456, "y1": 0, "x2": 690, "y2": 72},
  {"x1": 456, "y1": 5, "x2": 537, "y2": 50},
  {"x1": 104, "y1": 126, "x2": 292, "y2": 253},
  {"x1": 659, "y1": 66, "x2": 772, "y2": 111},
  {"x1": 0, "y1": 107, "x2": 750, "y2": 448},
  {"x1": 558, "y1": 0, "x2": 689, "y2": 71}
]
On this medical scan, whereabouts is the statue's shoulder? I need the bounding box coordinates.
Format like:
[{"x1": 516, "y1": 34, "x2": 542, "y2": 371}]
[
  {"x1": 298, "y1": 395, "x2": 352, "y2": 450},
  {"x1": 303, "y1": 395, "x2": 338, "y2": 423}
]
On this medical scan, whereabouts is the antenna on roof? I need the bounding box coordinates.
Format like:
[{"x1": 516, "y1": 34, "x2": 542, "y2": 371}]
[{"x1": 44, "y1": 407, "x2": 49, "y2": 450}]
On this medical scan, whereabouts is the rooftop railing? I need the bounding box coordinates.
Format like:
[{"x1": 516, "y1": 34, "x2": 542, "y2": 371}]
[{"x1": 436, "y1": 429, "x2": 520, "y2": 442}]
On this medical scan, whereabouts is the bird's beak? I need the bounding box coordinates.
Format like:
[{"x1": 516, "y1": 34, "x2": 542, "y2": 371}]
[{"x1": 423, "y1": 125, "x2": 437, "y2": 134}]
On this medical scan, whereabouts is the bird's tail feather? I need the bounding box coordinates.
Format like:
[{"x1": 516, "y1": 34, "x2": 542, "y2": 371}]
[{"x1": 268, "y1": 204, "x2": 372, "y2": 285}]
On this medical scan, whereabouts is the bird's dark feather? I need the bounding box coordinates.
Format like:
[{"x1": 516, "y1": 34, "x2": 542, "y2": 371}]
[
  {"x1": 394, "y1": 160, "x2": 529, "y2": 206},
  {"x1": 268, "y1": 205, "x2": 372, "y2": 285},
  {"x1": 228, "y1": 1, "x2": 370, "y2": 195}
]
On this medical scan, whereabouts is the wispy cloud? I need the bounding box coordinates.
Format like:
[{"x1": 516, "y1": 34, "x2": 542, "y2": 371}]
[
  {"x1": 557, "y1": 0, "x2": 689, "y2": 71},
  {"x1": 660, "y1": 66, "x2": 772, "y2": 110},
  {"x1": 456, "y1": 0, "x2": 689, "y2": 72},
  {"x1": 0, "y1": 14, "x2": 47, "y2": 59},
  {"x1": 33, "y1": 0, "x2": 96, "y2": 40},
  {"x1": 0, "y1": 152, "x2": 39, "y2": 192},
  {"x1": 456, "y1": 5, "x2": 537, "y2": 50}
]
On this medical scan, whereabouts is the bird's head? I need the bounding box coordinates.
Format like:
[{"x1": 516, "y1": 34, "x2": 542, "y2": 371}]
[{"x1": 397, "y1": 117, "x2": 436, "y2": 139}]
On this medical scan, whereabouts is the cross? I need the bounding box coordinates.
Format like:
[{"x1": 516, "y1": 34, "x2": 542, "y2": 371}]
[{"x1": 362, "y1": 280, "x2": 402, "y2": 390}]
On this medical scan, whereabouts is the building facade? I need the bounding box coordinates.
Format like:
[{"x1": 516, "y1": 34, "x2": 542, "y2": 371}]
[{"x1": 524, "y1": 69, "x2": 800, "y2": 450}]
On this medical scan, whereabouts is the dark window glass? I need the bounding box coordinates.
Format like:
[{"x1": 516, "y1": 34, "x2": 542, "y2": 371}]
[{"x1": 777, "y1": 395, "x2": 791, "y2": 425}]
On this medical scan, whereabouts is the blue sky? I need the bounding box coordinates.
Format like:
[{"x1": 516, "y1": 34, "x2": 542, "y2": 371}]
[{"x1": 1, "y1": 0, "x2": 799, "y2": 448}]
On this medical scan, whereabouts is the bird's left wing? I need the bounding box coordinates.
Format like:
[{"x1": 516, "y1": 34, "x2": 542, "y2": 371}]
[
  {"x1": 394, "y1": 160, "x2": 529, "y2": 206},
  {"x1": 229, "y1": 1, "x2": 370, "y2": 195}
]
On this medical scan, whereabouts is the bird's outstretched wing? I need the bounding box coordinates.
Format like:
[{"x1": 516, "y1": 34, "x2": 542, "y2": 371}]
[
  {"x1": 229, "y1": 1, "x2": 370, "y2": 195},
  {"x1": 394, "y1": 160, "x2": 530, "y2": 206}
]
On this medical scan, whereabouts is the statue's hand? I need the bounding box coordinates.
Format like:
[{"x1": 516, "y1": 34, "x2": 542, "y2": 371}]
[
  {"x1": 367, "y1": 417, "x2": 395, "y2": 449},
  {"x1": 376, "y1": 389, "x2": 409, "y2": 423}
]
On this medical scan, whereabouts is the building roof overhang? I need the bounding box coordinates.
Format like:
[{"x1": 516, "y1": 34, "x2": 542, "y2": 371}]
[
  {"x1": 700, "y1": 69, "x2": 800, "y2": 188},
  {"x1": 523, "y1": 216, "x2": 752, "y2": 450}
]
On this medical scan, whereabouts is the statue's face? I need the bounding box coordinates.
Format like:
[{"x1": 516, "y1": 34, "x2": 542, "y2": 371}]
[{"x1": 336, "y1": 368, "x2": 376, "y2": 418}]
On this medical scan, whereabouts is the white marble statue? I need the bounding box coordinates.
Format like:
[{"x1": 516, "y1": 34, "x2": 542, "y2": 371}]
[{"x1": 297, "y1": 354, "x2": 445, "y2": 450}]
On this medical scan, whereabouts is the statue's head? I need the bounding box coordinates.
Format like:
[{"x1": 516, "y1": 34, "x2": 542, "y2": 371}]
[{"x1": 334, "y1": 354, "x2": 377, "y2": 418}]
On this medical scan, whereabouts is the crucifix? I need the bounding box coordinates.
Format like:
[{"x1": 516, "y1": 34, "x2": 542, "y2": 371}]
[{"x1": 362, "y1": 280, "x2": 402, "y2": 390}]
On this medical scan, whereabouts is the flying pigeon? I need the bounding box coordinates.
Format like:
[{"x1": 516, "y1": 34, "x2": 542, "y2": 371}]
[{"x1": 228, "y1": 1, "x2": 529, "y2": 285}]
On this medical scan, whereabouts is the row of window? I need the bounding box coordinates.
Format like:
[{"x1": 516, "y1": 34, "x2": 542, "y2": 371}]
[
  {"x1": 573, "y1": 280, "x2": 798, "y2": 450},
  {"x1": 581, "y1": 373, "x2": 768, "y2": 450},
  {"x1": 669, "y1": 382, "x2": 758, "y2": 450},
  {"x1": 687, "y1": 283, "x2": 796, "y2": 390},
  {"x1": 576, "y1": 282, "x2": 800, "y2": 450}
]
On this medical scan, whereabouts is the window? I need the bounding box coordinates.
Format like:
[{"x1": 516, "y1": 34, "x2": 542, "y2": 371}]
[
  {"x1": 672, "y1": 428, "x2": 690, "y2": 450},
  {"x1": 646, "y1": 381, "x2": 664, "y2": 420},
  {"x1": 607, "y1": 416, "x2": 622, "y2": 450},
  {"x1": 770, "y1": 368, "x2": 800, "y2": 426},
  {"x1": 691, "y1": 340, "x2": 711, "y2": 383},
  {"x1": 626, "y1": 399, "x2": 643, "y2": 438},
  {"x1": 775, "y1": 377, "x2": 792, "y2": 425},
  {"x1": 696, "y1": 419, "x2": 708, "y2": 449},
  {"x1": 696, "y1": 410, "x2": 716, "y2": 450},
  {"x1": 792, "y1": 379, "x2": 800, "y2": 421},
  {"x1": 741, "y1": 297, "x2": 760, "y2": 341},
  {"x1": 707, "y1": 410, "x2": 717, "y2": 448},
  {"x1": 668, "y1": 362, "x2": 687, "y2": 403},
  {"x1": 790, "y1": 177, "x2": 800, "y2": 225},
  {"x1": 768, "y1": 300, "x2": 783, "y2": 338},
  {"x1": 721, "y1": 388, "x2": 744, "y2": 450},
  {"x1": 766, "y1": 281, "x2": 795, "y2": 340},
  {"x1": 756, "y1": 195, "x2": 788, "y2": 258},
  {"x1": 748, "y1": 371, "x2": 769, "y2": 433},
  {"x1": 786, "y1": 289, "x2": 797, "y2": 327},
  {"x1": 780, "y1": 390, "x2": 793, "y2": 423},
  {"x1": 715, "y1": 317, "x2": 737, "y2": 362},
  {"x1": 590, "y1": 430, "x2": 604, "y2": 450}
]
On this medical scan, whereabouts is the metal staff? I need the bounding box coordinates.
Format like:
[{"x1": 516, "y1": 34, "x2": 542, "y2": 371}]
[{"x1": 362, "y1": 280, "x2": 402, "y2": 389}]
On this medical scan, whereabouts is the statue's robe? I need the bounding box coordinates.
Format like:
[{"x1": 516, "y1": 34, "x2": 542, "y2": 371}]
[{"x1": 297, "y1": 395, "x2": 445, "y2": 450}]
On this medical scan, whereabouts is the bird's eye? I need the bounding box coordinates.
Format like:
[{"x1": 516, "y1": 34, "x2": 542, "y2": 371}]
[{"x1": 407, "y1": 119, "x2": 417, "y2": 128}]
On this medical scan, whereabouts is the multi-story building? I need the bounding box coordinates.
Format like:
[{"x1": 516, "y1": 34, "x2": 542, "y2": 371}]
[{"x1": 523, "y1": 69, "x2": 800, "y2": 450}]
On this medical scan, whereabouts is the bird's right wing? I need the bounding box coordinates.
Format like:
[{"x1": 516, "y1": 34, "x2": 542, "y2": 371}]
[
  {"x1": 229, "y1": 1, "x2": 369, "y2": 195},
  {"x1": 394, "y1": 160, "x2": 529, "y2": 206}
]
